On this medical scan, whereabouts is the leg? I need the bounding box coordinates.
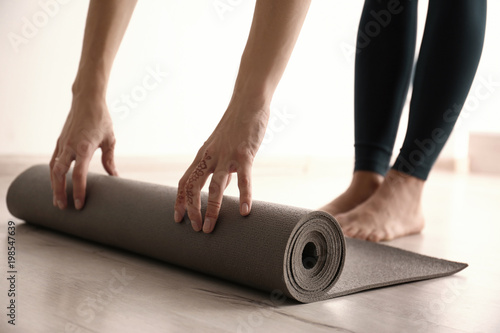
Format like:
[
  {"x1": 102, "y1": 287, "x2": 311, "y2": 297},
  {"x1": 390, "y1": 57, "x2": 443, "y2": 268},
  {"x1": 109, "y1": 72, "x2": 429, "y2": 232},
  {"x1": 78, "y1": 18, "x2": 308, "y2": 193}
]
[
  {"x1": 321, "y1": 0, "x2": 418, "y2": 215},
  {"x1": 339, "y1": 0, "x2": 487, "y2": 241},
  {"x1": 393, "y1": 0, "x2": 487, "y2": 179}
]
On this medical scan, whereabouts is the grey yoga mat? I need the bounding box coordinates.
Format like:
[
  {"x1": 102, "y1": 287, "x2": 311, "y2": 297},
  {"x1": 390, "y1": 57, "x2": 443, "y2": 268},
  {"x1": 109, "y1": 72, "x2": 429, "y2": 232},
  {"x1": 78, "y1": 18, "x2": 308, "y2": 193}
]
[{"x1": 6, "y1": 165, "x2": 467, "y2": 303}]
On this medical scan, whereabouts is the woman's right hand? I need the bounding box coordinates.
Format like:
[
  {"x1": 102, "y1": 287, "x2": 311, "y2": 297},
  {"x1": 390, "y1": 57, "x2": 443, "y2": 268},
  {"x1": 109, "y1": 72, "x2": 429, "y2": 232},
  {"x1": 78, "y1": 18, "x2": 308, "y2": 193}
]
[{"x1": 174, "y1": 99, "x2": 270, "y2": 233}]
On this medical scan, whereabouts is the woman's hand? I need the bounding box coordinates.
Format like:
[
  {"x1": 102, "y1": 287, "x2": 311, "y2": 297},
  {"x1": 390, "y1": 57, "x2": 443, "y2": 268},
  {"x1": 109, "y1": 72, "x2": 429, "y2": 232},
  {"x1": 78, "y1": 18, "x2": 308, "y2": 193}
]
[
  {"x1": 49, "y1": 0, "x2": 137, "y2": 210},
  {"x1": 174, "y1": 0, "x2": 310, "y2": 233},
  {"x1": 174, "y1": 100, "x2": 269, "y2": 233},
  {"x1": 50, "y1": 93, "x2": 118, "y2": 210}
]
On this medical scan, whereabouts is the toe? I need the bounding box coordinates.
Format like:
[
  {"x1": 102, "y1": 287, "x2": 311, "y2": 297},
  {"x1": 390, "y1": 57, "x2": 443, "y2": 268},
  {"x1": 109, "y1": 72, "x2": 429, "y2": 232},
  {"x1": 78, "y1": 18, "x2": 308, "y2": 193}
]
[
  {"x1": 367, "y1": 230, "x2": 384, "y2": 242},
  {"x1": 342, "y1": 224, "x2": 358, "y2": 238},
  {"x1": 354, "y1": 226, "x2": 372, "y2": 240}
]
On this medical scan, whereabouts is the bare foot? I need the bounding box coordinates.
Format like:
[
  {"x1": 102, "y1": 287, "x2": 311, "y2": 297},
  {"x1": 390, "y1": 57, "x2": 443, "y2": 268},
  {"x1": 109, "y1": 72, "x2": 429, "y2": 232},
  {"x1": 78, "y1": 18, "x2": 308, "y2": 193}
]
[
  {"x1": 320, "y1": 171, "x2": 383, "y2": 216},
  {"x1": 336, "y1": 169, "x2": 425, "y2": 242}
]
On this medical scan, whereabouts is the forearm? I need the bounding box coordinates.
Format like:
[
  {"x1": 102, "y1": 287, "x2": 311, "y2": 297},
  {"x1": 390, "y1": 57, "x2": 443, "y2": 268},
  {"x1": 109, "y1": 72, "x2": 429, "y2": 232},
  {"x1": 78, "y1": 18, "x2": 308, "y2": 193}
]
[
  {"x1": 232, "y1": 0, "x2": 311, "y2": 106},
  {"x1": 73, "y1": 0, "x2": 137, "y2": 96}
]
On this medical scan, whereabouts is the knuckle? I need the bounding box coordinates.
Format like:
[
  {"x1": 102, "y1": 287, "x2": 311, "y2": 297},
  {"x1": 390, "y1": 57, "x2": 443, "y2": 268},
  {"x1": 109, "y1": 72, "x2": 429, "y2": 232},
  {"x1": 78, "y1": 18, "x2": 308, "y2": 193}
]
[
  {"x1": 188, "y1": 164, "x2": 208, "y2": 184},
  {"x1": 185, "y1": 191, "x2": 199, "y2": 209},
  {"x1": 176, "y1": 189, "x2": 185, "y2": 204},
  {"x1": 62, "y1": 142, "x2": 76, "y2": 155},
  {"x1": 103, "y1": 157, "x2": 114, "y2": 169},
  {"x1": 208, "y1": 182, "x2": 220, "y2": 197},
  {"x1": 227, "y1": 160, "x2": 240, "y2": 173},
  {"x1": 207, "y1": 199, "x2": 221, "y2": 210},
  {"x1": 187, "y1": 203, "x2": 201, "y2": 215},
  {"x1": 174, "y1": 200, "x2": 183, "y2": 210},
  {"x1": 238, "y1": 176, "x2": 251, "y2": 188},
  {"x1": 102, "y1": 147, "x2": 114, "y2": 159},
  {"x1": 197, "y1": 146, "x2": 210, "y2": 160},
  {"x1": 77, "y1": 140, "x2": 93, "y2": 157},
  {"x1": 51, "y1": 169, "x2": 59, "y2": 180},
  {"x1": 52, "y1": 163, "x2": 65, "y2": 176},
  {"x1": 236, "y1": 142, "x2": 255, "y2": 160},
  {"x1": 106, "y1": 135, "x2": 117, "y2": 149},
  {"x1": 205, "y1": 211, "x2": 218, "y2": 219}
]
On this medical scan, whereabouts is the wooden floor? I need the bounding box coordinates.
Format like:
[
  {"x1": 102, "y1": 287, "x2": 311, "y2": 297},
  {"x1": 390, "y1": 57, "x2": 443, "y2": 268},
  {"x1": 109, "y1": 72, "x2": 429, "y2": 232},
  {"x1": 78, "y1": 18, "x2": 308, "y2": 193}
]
[{"x1": 1, "y1": 155, "x2": 499, "y2": 333}]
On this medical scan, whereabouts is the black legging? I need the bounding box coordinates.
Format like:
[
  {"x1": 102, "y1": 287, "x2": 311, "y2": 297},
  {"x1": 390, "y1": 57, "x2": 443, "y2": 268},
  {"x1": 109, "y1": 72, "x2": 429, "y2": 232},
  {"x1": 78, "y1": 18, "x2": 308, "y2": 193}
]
[{"x1": 354, "y1": 0, "x2": 487, "y2": 180}]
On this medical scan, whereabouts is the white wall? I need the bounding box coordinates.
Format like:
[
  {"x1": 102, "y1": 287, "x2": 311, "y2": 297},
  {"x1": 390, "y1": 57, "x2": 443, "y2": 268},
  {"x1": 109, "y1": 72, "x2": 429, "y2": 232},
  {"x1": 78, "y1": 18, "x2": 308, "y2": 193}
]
[{"x1": 1, "y1": 0, "x2": 499, "y2": 159}]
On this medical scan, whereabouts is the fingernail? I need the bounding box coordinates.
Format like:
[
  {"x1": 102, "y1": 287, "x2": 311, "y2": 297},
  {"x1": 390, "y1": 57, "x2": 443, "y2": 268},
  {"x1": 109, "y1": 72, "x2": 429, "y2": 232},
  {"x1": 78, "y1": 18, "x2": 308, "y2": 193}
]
[
  {"x1": 241, "y1": 203, "x2": 249, "y2": 215},
  {"x1": 174, "y1": 210, "x2": 182, "y2": 223},
  {"x1": 191, "y1": 220, "x2": 201, "y2": 232},
  {"x1": 75, "y1": 199, "x2": 82, "y2": 210},
  {"x1": 203, "y1": 218, "x2": 214, "y2": 233},
  {"x1": 57, "y1": 200, "x2": 64, "y2": 210}
]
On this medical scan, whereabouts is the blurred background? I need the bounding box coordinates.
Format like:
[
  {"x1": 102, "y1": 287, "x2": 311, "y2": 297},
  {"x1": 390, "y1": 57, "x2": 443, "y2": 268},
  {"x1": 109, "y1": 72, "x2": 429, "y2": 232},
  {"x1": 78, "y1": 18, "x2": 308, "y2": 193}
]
[{"x1": 1, "y1": 0, "x2": 499, "y2": 174}]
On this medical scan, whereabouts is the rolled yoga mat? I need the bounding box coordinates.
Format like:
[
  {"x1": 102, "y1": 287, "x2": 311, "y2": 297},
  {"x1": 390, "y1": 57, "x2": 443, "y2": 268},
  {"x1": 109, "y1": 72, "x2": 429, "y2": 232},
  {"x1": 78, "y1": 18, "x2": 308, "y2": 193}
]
[{"x1": 6, "y1": 165, "x2": 467, "y2": 303}]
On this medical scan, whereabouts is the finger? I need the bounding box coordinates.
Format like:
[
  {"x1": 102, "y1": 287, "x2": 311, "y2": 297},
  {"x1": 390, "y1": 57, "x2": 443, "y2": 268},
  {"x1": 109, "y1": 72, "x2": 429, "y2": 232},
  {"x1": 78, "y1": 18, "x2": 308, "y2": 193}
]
[
  {"x1": 237, "y1": 164, "x2": 252, "y2": 216},
  {"x1": 174, "y1": 149, "x2": 207, "y2": 223},
  {"x1": 185, "y1": 154, "x2": 213, "y2": 232},
  {"x1": 52, "y1": 149, "x2": 75, "y2": 210},
  {"x1": 101, "y1": 135, "x2": 119, "y2": 176},
  {"x1": 72, "y1": 146, "x2": 94, "y2": 210},
  {"x1": 49, "y1": 140, "x2": 61, "y2": 194},
  {"x1": 203, "y1": 170, "x2": 230, "y2": 233},
  {"x1": 224, "y1": 173, "x2": 232, "y2": 190},
  {"x1": 174, "y1": 174, "x2": 189, "y2": 223}
]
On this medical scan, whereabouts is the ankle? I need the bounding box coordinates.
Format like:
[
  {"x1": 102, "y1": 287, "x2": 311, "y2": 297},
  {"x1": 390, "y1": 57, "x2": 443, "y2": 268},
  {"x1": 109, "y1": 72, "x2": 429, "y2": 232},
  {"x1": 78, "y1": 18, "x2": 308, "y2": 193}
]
[
  {"x1": 351, "y1": 171, "x2": 384, "y2": 191},
  {"x1": 385, "y1": 169, "x2": 424, "y2": 188},
  {"x1": 383, "y1": 170, "x2": 425, "y2": 204}
]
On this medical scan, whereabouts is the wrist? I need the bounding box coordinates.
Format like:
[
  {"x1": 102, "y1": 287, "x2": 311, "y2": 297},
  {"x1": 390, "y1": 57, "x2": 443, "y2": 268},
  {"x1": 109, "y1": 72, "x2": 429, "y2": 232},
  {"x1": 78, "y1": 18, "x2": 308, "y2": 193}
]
[
  {"x1": 71, "y1": 73, "x2": 109, "y2": 116},
  {"x1": 231, "y1": 69, "x2": 276, "y2": 109},
  {"x1": 72, "y1": 57, "x2": 111, "y2": 95},
  {"x1": 229, "y1": 87, "x2": 272, "y2": 112},
  {"x1": 72, "y1": 72, "x2": 107, "y2": 101},
  {"x1": 231, "y1": 51, "x2": 285, "y2": 108}
]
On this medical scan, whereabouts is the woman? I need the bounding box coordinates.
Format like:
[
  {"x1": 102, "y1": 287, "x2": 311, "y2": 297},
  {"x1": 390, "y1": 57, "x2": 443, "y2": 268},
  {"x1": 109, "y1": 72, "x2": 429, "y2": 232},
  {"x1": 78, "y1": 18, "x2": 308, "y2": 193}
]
[{"x1": 51, "y1": 0, "x2": 486, "y2": 242}]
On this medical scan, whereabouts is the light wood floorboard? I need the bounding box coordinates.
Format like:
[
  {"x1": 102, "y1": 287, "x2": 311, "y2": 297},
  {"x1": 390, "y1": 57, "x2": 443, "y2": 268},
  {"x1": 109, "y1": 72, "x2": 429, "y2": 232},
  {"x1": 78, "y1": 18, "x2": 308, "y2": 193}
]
[{"x1": 1, "y1": 155, "x2": 499, "y2": 333}]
